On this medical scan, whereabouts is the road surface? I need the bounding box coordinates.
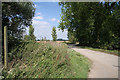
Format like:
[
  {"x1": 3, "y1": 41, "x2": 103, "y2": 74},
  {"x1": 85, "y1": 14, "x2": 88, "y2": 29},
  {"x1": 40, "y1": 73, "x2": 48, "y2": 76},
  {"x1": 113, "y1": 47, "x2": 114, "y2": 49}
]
[{"x1": 68, "y1": 44, "x2": 119, "y2": 78}]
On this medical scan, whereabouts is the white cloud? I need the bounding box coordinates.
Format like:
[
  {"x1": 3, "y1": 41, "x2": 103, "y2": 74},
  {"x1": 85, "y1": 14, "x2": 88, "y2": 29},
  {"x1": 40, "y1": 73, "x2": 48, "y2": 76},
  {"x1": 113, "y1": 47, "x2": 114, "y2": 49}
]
[
  {"x1": 34, "y1": 4, "x2": 37, "y2": 8},
  {"x1": 33, "y1": 16, "x2": 44, "y2": 20},
  {"x1": 33, "y1": 20, "x2": 48, "y2": 26},
  {"x1": 32, "y1": 19, "x2": 52, "y2": 40},
  {"x1": 37, "y1": 12, "x2": 41, "y2": 15},
  {"x1": 50, "y1": 18, "x2": 56, "y2": 21},
  {"x1": 56, "y1": 29, "x2": 68, "y2": 40},
  {"x1": 27, "y1": 19, "x2": 68, "y2": 40},
  {"x1": 51, "y1": 0, "x2": 60, "y2": 2}
]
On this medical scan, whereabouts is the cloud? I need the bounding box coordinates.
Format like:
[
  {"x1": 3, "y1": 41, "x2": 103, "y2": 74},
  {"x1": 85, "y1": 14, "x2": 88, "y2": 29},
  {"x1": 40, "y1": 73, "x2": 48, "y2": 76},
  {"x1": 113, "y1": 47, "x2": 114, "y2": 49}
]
[
  {"x1": 51, "y1": 0, "x2": 60, "y2": 2},
  {"x1": 33, "y1": 20, "x2": 48, "y2": 25},
  {"x1": 32, "y1": 19, "x2": 52, "y2": 40},
  {"x1": 56, "y1": 29, "x2": 68, "y2": 40},
  {"x1": 50, "y1": 18, "x2": 60, "y2": 23},
  {"x1": 37, "y1": 12, "x2": 41, "y2": 15},
  {"x1": 28, "y1": 19, "x2": 68, "y2": 40},
  {"x1": 34, "y1": 4, "x2": 37, "y2": 8},
  {"x1": 33, "y1": 16, "x2": 44, "y2": 20},
  {"x1": 50, "y1": 18, "x2": 56, "y2": 21}
]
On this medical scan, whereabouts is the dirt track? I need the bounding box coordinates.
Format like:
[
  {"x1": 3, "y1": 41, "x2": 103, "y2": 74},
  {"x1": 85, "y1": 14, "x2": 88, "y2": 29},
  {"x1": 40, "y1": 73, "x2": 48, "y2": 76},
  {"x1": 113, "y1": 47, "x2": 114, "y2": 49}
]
[{"x1": 68, "y1": 44, "x2": 119, "y2": 78}]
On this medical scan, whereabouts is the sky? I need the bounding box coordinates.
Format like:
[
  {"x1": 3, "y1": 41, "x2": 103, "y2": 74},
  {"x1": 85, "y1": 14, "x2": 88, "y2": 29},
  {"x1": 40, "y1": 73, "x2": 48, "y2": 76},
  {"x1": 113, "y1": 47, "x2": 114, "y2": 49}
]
[{"x1": 26, "y1": 2, "x2": 68, "y2": 40}]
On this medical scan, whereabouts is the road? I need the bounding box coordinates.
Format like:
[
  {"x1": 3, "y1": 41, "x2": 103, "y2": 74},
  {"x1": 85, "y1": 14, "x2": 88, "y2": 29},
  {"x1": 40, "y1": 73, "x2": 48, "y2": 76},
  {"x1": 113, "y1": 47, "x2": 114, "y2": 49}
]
[{"x1": 68, "y1": 44, "x2": 119, "y2": 78}]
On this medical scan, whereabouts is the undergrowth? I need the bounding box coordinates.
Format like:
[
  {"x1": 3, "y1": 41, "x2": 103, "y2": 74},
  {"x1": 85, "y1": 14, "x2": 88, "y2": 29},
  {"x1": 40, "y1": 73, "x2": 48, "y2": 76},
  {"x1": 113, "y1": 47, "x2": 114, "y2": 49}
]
[{"x1": 2, "y1": 41, "x2": 90, "y2": 78}]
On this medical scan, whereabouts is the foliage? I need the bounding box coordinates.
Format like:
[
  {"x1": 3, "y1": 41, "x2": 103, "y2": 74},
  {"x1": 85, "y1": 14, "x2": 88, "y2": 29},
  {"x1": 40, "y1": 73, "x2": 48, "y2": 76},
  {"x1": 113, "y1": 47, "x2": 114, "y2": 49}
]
[
  {"x1": 68, "y1": 30, "x2": 77, "y2": 43},
  {"x1": 40, "y1": 37, "x2": 48, "y2": 41},
  {"x1": 24, "y1": 25, "x2": 36, "y2": 41},
  {"x1": 59, "y1": 2, "x2": 120, "y2": 50},
  {"x1": 3, "y1": 42, "x2": 90, "y2": 78},
  {"x1": 29, "y1": 25, "x2": 36, "y2": 41},
  {"x1": 24, "y1": 35, "x2": 30, "y2": 41},
  {"x1": 2, "y1": 2, "x2": 35, "y2": 39},
  {"x1": 51, "y1": 27, "x2": 57, "y2": 41},
  {"x1": 2, "y1": 2, "x2": 35, "y2": 57}
]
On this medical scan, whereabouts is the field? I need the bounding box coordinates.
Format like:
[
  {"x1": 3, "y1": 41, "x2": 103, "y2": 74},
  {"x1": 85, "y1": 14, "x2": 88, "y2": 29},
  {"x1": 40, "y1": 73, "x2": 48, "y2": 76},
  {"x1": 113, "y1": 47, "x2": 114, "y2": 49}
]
[{"x1": 2, "y1": 41, "x2": 90, "y2": 78}]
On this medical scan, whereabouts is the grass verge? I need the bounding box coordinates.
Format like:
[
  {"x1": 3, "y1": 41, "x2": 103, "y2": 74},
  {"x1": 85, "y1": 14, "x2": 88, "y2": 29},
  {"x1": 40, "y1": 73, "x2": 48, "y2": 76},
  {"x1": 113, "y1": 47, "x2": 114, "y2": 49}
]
[
  {"x1": 68, "y1": 49, "x2": 91, "y2": 78},
  {"x1": 64, "y1": 42, "x2": 119, "y2": 56},
  {"x1": 79, "y1": 46, "x2": 119, "y2": 56},
  {"x1": 2, "y1": 41, "x2": 90, "y2": 78}
]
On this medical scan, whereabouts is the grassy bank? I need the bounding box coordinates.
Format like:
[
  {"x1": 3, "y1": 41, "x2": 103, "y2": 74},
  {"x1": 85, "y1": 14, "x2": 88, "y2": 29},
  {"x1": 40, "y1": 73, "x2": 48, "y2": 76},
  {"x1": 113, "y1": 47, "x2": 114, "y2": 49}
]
[
  {"x1": 2, "y1": 41, "x2": 90, "y2": 78},
  {"x1": 78, "y1": 46, "x2": 119, "y2": 56},
  {"x1": 68, "y1": 49, "x2": 91, "y2": 78}
]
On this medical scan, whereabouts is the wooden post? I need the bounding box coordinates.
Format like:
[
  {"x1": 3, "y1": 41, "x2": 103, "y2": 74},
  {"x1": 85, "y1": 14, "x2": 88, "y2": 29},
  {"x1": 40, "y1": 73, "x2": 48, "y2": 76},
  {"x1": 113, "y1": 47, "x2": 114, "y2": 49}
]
[{"x1": 4, "y1": 26, "x2": 8, "y2": 69}]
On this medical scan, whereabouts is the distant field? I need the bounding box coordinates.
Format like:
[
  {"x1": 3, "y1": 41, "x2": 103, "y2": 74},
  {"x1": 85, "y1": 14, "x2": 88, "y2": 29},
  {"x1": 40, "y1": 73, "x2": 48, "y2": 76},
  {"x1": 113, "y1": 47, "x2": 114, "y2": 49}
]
[{"x1": 37, "y1": 41, "x2": 69, "y2": 43}]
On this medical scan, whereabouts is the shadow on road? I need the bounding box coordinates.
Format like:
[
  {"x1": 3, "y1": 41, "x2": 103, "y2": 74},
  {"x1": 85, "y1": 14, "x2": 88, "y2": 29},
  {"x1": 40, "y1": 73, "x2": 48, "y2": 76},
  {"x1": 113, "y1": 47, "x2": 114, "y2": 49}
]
[{"x1": 67, "y1": 44, "x2": 79, "y2": 48}]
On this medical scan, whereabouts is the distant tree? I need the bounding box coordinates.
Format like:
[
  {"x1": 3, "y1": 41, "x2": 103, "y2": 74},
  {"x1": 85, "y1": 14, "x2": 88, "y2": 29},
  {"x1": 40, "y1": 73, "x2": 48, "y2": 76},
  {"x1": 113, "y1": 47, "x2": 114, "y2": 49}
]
[
  {"x1": 37, "y1": 39, "x2": 40, "y2": 41},
  {"x1": 29, "y1": 25, "x2": 36, "y2": 41},
  {"x1": 44, "y1": 36, "x2": 46, "y2": 41},
  {"x1": 24, "y1": 25, "x2": 36, "y2": 41},
  {"x1": 42, "y1": 37, "x2": 44, "y2": 41},
  {"x1": 51, "y1": 27, "x2": 57, "y2": 41},
  {"x1": 57, "y1": 38, "x2": 64, "y2": 41}
]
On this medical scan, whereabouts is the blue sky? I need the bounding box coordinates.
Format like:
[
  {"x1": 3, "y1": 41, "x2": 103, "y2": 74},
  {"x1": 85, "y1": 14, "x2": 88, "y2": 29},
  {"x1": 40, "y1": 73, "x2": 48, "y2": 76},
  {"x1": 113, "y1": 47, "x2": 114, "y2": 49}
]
[{"x1": 26, "y1": 2, "x2": 68, "y2": 40}]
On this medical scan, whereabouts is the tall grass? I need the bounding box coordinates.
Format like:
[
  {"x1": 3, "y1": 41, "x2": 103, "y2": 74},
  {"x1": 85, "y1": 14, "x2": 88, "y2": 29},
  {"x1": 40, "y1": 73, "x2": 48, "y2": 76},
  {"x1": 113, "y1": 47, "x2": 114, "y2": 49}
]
[{"x1": 2, "y1": 41, "x2": 90, "y2": 78}]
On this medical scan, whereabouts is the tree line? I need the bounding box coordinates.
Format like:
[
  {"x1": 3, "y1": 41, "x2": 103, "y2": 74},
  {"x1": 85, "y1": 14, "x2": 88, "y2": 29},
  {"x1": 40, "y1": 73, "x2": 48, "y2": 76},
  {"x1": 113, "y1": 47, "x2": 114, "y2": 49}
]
[{"x1": 59, "y1": 2, "x2": 120, "y2": 50}]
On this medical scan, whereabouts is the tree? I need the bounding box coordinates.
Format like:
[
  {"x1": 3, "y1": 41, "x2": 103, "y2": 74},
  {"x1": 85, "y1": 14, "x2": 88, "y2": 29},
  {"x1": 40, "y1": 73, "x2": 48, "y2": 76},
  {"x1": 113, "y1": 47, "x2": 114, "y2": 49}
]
[
  {"x1": 24, "y1": 25, "x2": 36, "y2": 41},
  {"x1": 59, "y1": 2, "x2": 120, "y2": 50},
  {"x1": 68, "y1": 30, "x2": 77, "y2": 43},
  {"x1": 2, "y1": 2, "x2": 35, "y2": 51},
  {"x1": 42, "y1": 37, "x2": 44, "y2": 41},
  {"x1": 2, "y1": 2, "x2": 35, "y2": 39},
  {"x1": 51, "y1": 27, "x2": 57, "y2": 41},
  {"x1": 24, "y1": 35, "x2": 30, "y2": 41},
  {"x1": 29, "y1": 25, "x2": 36, "y2": 41}
]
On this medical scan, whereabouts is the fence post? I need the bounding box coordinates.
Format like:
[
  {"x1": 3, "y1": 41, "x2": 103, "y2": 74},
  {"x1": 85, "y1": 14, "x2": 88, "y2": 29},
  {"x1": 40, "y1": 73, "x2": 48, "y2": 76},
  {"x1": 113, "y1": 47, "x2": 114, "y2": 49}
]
[{"x1": 4, "y1": 26, "x2": 8, "y2": 69}]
